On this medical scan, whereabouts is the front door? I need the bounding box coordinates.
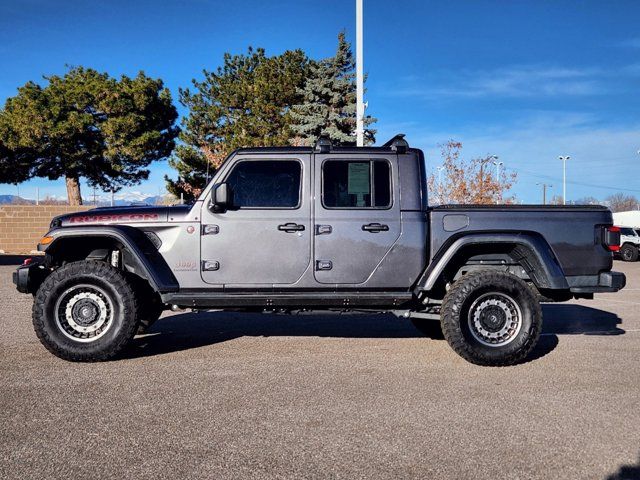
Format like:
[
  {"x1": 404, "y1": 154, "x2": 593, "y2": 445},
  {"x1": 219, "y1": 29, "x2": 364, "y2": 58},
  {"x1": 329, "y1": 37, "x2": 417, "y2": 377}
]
[
  {"x1": 200, "y1": 155, "x2": 311, "y2": 287},
  {"x1": 313, "y1": 154, "x2": 401, "y2": 284}
]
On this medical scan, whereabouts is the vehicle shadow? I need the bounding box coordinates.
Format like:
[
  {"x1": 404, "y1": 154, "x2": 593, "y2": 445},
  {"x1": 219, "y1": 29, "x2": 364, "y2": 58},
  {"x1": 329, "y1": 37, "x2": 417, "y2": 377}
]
[
  {"x1": 604, "y1": 453, "x2": 640, "y2": 480},
  {"x1": 123, "y1": 303, "x2": 623, "y2": 362},
  {"x1": 542, "y1": 304, "x2": 625, "y2": 335}
]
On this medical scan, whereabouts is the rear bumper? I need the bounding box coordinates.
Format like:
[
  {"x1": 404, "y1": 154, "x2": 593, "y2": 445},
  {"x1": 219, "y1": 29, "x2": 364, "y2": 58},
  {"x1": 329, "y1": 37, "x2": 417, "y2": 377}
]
[{"x1": 568, "y1": 271, "x2": 626, "y2": 294}]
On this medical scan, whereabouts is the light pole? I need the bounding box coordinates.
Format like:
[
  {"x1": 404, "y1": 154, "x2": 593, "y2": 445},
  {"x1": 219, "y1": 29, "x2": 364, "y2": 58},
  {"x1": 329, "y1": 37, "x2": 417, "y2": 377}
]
[
  {"x1": 491, "y1": 156, "x2": 503, "y2": 204},
  {"x1": 355, "y1": 0, "x2": 364, "y2": 147},
  {"x1": 558, "y1": 155, "x2": 570, "y2": 205},
  {"x1": 536, "y1": 183, "x2": 552, "y2": 205}
]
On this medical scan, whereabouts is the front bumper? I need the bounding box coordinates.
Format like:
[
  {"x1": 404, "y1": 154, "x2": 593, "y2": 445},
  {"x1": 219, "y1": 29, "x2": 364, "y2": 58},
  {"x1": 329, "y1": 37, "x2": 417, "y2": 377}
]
[
  {"x1": 568, "y1": 271, "x2": 626, "y2": 294},
  {"x1": 13, "y1": 260, "x2": 48, "y2": 294}
]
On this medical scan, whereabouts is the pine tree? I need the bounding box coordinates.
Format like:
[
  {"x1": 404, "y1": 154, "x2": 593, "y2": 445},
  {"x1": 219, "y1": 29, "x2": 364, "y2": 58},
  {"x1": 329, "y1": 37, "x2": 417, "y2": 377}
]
[
  {"x1": 166, "y1": 48, "x2": 309, "y2": 200},
  {"x1": 290, "y1": 32, "x2": 376, "y2": 146},
  {"x1": 0, "y1": 67, "x2": 179, "y2": 204}
]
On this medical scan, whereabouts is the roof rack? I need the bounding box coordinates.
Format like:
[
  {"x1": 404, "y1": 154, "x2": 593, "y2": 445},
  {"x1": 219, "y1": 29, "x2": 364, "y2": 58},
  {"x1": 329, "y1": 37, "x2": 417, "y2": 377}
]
[
  {"x1": 312, "y1": 133, "x2": 409, "y2": 153},
  {"x1": 314, "y1": 136, "x2": 332, "y2": 153},
  {"x1": 382, "y1": 134, "x2": 409, "y2": 153}
]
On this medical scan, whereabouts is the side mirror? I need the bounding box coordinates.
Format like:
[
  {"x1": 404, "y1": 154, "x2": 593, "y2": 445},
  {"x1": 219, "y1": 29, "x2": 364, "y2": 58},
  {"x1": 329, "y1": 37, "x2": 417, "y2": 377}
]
[{"x1": 211, "y1": 183, "x2": 230, "y2": 212}]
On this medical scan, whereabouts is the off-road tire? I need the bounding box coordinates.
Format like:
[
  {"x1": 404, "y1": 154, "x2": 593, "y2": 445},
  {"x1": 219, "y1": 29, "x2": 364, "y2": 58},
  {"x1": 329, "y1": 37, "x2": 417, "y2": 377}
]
[
  {"x1": 32, "y1": 261, "x2": 139, "y2": 362},
  {"x1": 620, "y1": 244, "x2": 638, "y2": 262},
  {"x1": 441, "y1": 271, "x2": 542, "y2": 366}
]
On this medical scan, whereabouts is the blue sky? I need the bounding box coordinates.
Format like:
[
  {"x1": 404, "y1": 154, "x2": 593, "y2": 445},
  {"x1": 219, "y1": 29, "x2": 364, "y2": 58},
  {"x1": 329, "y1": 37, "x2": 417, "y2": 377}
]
[{"x1": 1, "y1": 0, "x2": 639, "y2": 203}]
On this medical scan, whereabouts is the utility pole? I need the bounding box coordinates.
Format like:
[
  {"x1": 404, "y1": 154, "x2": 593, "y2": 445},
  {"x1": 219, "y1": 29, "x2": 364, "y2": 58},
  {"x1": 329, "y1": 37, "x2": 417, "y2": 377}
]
[
  {"x1": 558, "y1": 156, "x2": 570, "y2": 205},
  {"x1": 110, "y1": 189, "x2": 115, "y2": 207},
  {"x1": 536, "y1": 183, "x2": 552, "y2": 205},
  {"x1": 355, "y1": 0, "x2": 364, "y2": 147}
]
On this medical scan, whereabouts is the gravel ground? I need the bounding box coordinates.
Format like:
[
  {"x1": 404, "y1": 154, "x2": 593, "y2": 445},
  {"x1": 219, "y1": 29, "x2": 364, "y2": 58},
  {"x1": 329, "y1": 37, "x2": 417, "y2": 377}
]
[{"x1": 1, "y1": 258, "x2": 639, "y2": 479}]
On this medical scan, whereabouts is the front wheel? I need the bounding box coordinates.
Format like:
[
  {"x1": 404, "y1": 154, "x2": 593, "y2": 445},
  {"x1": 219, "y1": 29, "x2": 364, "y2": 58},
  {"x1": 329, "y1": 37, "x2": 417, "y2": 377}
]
[
  {"x1": 32, "y1": 261, "x2": 139, "y2": 361},
  {"x1": 440, "y1": 271, "x2": 542, "y2": 366},
  {"x1": 620, "y1": 244, "x2": 638, "y2": 262}
]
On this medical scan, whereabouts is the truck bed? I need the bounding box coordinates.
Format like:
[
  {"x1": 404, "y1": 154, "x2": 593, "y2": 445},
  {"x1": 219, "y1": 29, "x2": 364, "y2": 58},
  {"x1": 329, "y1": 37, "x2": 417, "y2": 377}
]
[{"x1": 428, "y1": 204, "x2": 612, "y2": 277}]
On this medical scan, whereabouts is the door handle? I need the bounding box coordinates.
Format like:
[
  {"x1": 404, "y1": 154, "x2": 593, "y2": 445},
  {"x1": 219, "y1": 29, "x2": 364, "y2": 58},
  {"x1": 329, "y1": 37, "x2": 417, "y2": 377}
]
[
  {"x1": 278, "y1": 222, "x2": 305, "y2": 233},
  {"x1": 362, "y1": 223, "x2": 389, "y2": 233},
  {"x1": 316, "y1": 224, "x2": 332, "y2": 235}
]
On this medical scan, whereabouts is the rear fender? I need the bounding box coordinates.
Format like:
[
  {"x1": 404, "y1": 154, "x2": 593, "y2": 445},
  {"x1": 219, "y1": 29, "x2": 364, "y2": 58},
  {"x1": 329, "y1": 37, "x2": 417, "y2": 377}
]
[{"x1": 416, "y1": 233, "x2": 568, "y2": 293}]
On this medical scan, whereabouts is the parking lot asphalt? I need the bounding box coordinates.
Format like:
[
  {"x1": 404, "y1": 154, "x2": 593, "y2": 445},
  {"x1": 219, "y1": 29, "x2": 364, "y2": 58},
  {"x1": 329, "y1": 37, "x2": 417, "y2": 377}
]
[{"x1": 1, "y1": 258, "x2": 639, "y2": 480}]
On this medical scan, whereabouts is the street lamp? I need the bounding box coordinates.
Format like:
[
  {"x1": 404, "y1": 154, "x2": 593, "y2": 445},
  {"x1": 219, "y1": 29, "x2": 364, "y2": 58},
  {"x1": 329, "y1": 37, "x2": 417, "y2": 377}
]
[
  {"x1": 437, "y1": 166, "x2": 446, "y2": 204},
  {"x1": 491, "y1": 156, "x2": 503, "y2": 204},
  {"x1": 558, "y1": 156, "x2": 570, "y2": 205},
  {"x1": 355, "y1": 0, "x2": 364, "y2": 146}
]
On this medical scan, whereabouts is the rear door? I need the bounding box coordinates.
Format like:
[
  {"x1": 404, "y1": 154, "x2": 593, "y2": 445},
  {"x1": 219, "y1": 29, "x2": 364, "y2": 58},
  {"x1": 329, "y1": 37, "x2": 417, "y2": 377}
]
[
  {"x1": 313, "y1": 153, "x2": 401, "y2": 284},
  {"x1": 200, "y1": 155, "x2": 311, "y2": 286}
]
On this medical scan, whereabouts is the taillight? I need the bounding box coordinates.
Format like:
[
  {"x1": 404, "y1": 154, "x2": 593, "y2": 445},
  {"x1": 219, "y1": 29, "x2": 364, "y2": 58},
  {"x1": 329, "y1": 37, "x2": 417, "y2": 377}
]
[{"x1": 604, "y1": 226, "x2": 621, "y2": 252}]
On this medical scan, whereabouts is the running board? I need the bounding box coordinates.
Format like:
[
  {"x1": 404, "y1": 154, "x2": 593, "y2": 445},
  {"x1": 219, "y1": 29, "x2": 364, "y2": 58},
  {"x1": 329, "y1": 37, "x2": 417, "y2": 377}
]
[{"x1": 161, "y1": 291, "x2": 414, "y2": 309}]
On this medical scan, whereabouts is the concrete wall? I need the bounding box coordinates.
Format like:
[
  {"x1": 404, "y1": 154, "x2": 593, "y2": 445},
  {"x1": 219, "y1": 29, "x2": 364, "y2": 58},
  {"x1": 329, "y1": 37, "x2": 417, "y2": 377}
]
[{"x1": 0, "y1": 205, "x2": 91, "y2": 254}]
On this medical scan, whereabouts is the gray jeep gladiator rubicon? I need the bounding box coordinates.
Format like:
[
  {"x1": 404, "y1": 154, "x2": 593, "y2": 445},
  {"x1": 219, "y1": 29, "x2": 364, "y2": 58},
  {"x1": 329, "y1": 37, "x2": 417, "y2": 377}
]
[{"x1": 13, "y1": 135, "x2": 626, "y2": 366}]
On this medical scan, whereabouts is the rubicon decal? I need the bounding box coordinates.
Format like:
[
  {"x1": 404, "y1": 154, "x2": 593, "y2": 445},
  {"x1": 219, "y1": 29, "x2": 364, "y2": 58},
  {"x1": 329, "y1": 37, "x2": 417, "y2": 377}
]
[{"x1": 69, "y1": 213, "x2": 160, "y2": 223}]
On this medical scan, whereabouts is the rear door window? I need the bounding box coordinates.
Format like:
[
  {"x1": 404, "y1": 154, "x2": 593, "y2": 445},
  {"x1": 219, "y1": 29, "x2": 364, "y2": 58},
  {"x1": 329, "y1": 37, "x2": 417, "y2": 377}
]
[{"x1": 322, "y1": 160, "x2": 391, "y2": 209}]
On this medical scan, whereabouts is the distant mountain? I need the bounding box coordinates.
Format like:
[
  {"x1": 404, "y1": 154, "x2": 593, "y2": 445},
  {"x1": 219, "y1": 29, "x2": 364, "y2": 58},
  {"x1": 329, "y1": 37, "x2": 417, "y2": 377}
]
[
  {"x1": 0, "y1": 195, "x2": 35, "y2": 205},
  {"x1": 93, "y1": 195, "x2": 166, "y2": 207},
  {"x1": 0, "y1": 193, "x2": 169, "y2": 206}
]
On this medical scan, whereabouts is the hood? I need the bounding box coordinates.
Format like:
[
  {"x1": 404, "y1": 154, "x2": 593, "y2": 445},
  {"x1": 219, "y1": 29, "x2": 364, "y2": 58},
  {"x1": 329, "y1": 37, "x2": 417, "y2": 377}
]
[{"x1": 52, "y1": 205, "x2": 192, "y2": 228}]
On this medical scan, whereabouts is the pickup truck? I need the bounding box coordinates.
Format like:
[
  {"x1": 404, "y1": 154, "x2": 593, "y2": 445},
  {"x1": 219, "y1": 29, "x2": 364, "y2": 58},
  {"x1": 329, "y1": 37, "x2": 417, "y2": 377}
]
[{"x1": 13, "y1": 135, "x2": 626, "y2": 366}]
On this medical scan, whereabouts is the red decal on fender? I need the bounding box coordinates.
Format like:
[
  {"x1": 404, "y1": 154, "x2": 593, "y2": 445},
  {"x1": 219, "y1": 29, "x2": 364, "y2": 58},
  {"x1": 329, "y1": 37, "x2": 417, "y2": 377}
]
[{"x1": 69, "y1": 213, "x2": 160, "y2": 224}]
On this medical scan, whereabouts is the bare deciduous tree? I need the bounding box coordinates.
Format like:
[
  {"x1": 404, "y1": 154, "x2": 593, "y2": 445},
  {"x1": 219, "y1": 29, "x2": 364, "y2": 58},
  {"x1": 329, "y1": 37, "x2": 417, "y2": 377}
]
[
  {"x1": 573, "y1": 196, "x2": 600, "y2": 205},
  {"x1": 605, "y1": 193, "x2": 639, "y2": 212},
  {"x1": 549, "y1": 195, "x2": 564, "y2": 205},
  {"x1": 428, "y1": 141, "x2": 517, "y2": 205}
]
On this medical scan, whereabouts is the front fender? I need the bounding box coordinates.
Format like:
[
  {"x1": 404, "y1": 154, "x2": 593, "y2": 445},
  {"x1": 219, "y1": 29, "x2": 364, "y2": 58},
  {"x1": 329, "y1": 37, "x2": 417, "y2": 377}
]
[
  {"x1": 416, "y1": 232, "x2": 568, "y2": 293},
  {"x1": 41, "y1": 225, "x2": 179, "y2": 293}
]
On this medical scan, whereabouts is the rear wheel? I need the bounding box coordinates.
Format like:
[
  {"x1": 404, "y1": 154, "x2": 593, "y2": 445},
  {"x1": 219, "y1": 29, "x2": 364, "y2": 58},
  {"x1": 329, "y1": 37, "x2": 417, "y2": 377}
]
[
  {"x1": 440, "y1": 271, "x2": 542, "y2": 366},
  {"x1": 620, "y1": 244, "x2": 638, "y2": 262},
  {"x1": 32, "y1": 261, "x2": 139, "y2": 361}
]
